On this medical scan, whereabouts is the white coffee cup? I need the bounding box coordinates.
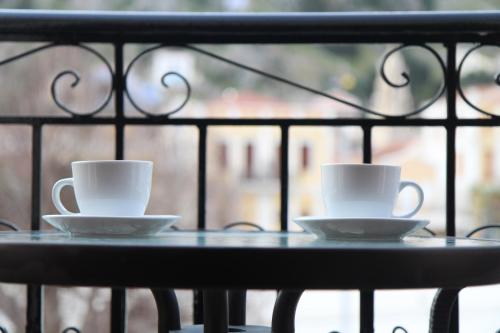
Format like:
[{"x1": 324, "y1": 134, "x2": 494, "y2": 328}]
[
  {"x1": 52, "y1": 160, "x2": 153, "y2": 216},
  {"x1": 321, "y1": 163, "x2": 424, "y2": 218}
]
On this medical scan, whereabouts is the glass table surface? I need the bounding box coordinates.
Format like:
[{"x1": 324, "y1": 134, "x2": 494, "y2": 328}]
[
  {"x1": 0, "y1": 230, "x2": 498, "y2": 290},
  {"x1": 0, "y1": 230, "x2": 497, "y2": 249}
]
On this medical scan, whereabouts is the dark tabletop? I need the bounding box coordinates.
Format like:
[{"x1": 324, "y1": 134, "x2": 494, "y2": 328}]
[{"x1": 1, "y1": 231, "x2": 500, "y2": 290}]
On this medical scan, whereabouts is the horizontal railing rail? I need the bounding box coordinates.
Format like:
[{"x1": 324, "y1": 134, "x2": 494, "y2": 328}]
[{"x1": 0, "y1": 10, "x2": 499, "y2": 42}]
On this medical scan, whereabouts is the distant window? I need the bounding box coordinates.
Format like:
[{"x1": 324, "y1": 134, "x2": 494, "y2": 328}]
[
  {"x1": 275, "y1": 145, "x2": 281, "y2": 178},
  {"x1": 245, "y1": 143, "x2": 254, "y2": 178},
  {"x1": 485, "y1": 149, "x2": 493, "y2": 180},
  {"x1": 300, "y1": 206, "x2": 311, "y2": 217},
  {"x1": 218, "y1": 143, "x2": 228, "y2": 170},
  {"x1": 301, "y1": 144, "x2": 311, "y2": 171}
]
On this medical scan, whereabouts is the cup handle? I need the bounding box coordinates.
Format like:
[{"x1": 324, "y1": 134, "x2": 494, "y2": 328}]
[
  {"x1": 51, "y1": 178, "x2": 77, "y2": 215},
  {"x1": 392, "y1": 181, "x2": 424, "y2": 218}
]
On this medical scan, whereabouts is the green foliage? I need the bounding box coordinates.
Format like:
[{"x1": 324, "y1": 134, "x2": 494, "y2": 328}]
[{"x1": 461, "y1": 71, "x2": 496, "y2": 87}]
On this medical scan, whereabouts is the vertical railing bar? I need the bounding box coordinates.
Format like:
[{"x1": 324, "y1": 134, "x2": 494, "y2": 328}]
[
  {"x1": 193, "y1": 291, "x2": 204, "y2": 324},
  {"x1": 360, "y1": 125, "x2": 374, "y2": 333},
  {"x1": 27, "y1": 123, "x2": 43, "y2": 333},
  {"x1": 445, "y1": 42, "x2": 459, "y2": 333},
  {"x1": 362, "y1": 125, "x2": 372, "y2": 165},
  {"x1": 31, "y1": 123, "x2": 42, "y2": 231},
  {"x1": 280, "y1": 124, "x2": 289, "y2": 231},
  {"x1": 193, "y1": 124, "x2": 208, "y2": 324},
  {"x1": 115, "y1": 124, "x2": 124, "y2": 160},
  {"x1": 445, "y1": 42, "x2": 457, "y2": 237},
  {"x1": 197, "y1": 124, "x2": 207, "y2": 230},
  {"x1": 110, "y1": 42, "x2": 127, "y2": 333},
  {"x1": 115, "y1": 41, "x2": 125, "y2": 158}
]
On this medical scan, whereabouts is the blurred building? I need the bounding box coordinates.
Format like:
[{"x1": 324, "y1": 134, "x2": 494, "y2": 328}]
[
  {"x1": 204, "y1": 89, "x2": 363, "y2": 230},
  {"x1": 144, "y1": 47, "x2": 500, "y2": 234}
]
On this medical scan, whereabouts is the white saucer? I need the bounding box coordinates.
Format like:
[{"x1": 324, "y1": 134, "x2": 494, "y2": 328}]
[
  {"x1": 42, "y1": 214, "x2": 180, "y2": 237},
  {"x1": 293, "y1": 216, "x2": 429, "y2": 241}
]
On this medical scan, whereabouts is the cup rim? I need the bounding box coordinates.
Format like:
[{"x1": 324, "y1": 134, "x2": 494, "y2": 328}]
[
  {"x1": 321, "y1": 163, "x2": 400, "y2": 168},
  {"x1": 71, "y1": 160, "x2": 153, "y2": 165}
]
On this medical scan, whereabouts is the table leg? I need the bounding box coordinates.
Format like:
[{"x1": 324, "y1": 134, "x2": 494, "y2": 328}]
[
  {"x1": 194, "y1": 290, "x2": 204, "y2": 324},
  {"x1": 151, "y1": 288, "x2": 181, "y2": 333},
  {"x1": 271, "y1": 289, "x2": 304, "y2": 333},
  {"x1": 429, "y1": 288, "x2": 462, "y2": 333},
  {"x1": 203, "y1": 289, "x2": 228, "y2": 333},
  {"x1": 228, "y1": 289, "x2": 246, "y2": 326}
]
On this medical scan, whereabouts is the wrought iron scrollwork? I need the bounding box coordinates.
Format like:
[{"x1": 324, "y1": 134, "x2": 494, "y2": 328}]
[
  {"x1": 62, "y1": 327, "x2": 81, "y2": 333},
  {"x1": 185, "y1": 43, "x2": 446, "y2": 118},
  {"x1": 457, "y1": 44, "x2": 500, "y2": 117},
  {"x1": 0, "y1": 42, "x2": 447, "y2": 118},
  {"x1": 0, "y1": 219, "x2": 19, "y2": 231},
  {"x1": 0, "y1": 327, "x2": 79, "y2": 333},
  {"x1": 123, "y1": 43, "x2": 445, "y2": 119},
  {"x1": 466, "y1": 224, "x2": 500, "y2": 238},
  {"x1": 328, "y1": 328, "x2": 409, "y2": 333},
  {"x1": 0, "y1": 43, "x2": 113, "y2": 117},
  {"x1": 379, "y1": 44, "x2": 446, "y2": 117},
  {"x1": 422, "y1": 227, "x2": 436, "y2": 236},
  {"x1": 124, "y1": 45, "x2": 191, "y2": 117},
  {"x1": 223, "y1": 221, "x2": 265, "y2": 231}
]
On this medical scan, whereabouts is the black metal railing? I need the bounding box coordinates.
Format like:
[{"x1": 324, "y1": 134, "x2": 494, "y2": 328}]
[{"x1": 1, "y1": 9, "x2": 500, "y2": 333}]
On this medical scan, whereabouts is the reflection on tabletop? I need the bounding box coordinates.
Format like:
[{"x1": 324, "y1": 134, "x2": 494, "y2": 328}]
[{"x1": 0, "y1": 230, "x2": 497, "y2": 249}]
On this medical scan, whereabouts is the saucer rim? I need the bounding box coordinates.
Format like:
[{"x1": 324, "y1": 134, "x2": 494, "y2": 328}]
[
  {"x1": 294, "y1": 216, "x2": 429, "y2": 223},
  {"x1": 293, "y1": 217, "x2": 429, "y2": 241},
  {"x1": 42, "y1": 214, "x2": 179, "y2": 237},
  {"x1": 42, "y1": 214, "x2": 181, "y2": 220}
]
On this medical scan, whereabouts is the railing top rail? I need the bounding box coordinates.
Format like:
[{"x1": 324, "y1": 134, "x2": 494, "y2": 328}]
[{"x1": 0, "y1": 9, "x2": 499, "y2": 43}]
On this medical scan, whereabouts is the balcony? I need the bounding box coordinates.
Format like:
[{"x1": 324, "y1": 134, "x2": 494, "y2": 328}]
[{"x1": 0, "y1": 7, "x2": 499, "y2": 333}]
